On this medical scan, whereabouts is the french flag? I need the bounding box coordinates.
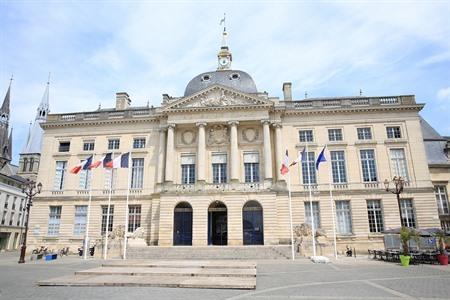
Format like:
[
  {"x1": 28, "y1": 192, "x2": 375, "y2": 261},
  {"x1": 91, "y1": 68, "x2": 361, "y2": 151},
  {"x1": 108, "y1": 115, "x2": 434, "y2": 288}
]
[
  {"x1": 70, "y1": 155, "x2": 93, "y2": 174},
  {"x1": 105, "y1": 152, "x2": 130, "y2": 168},
  {"x1": 280, "y1": 150, "x2": 289, "y2": 175},
  {"x1": 90, "y1": 153, "x2": 112, "y2": 169}
]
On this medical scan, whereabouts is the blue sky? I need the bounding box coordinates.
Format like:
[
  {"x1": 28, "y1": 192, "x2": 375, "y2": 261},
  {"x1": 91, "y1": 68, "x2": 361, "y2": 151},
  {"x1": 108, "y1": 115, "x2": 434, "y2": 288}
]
[{"x1": 1, "y1": 0, "x2": 449, "y2": 164}]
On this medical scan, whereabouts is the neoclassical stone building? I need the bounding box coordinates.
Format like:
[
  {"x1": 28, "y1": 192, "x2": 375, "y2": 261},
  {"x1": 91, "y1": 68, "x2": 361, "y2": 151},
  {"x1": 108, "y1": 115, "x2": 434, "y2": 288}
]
[{"x1": 27, "y1": 30, "x2": 448, "y2": 255}]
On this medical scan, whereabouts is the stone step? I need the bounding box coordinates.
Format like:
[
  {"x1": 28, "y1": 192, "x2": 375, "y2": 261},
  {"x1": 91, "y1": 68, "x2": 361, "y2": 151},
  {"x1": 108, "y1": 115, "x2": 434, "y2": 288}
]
[
  {"x1": 38, "y1": 274, "x2": 256, "y2": 289},
  {"x1": 75, "y1": 266, "x2": 256, "y2": 277},
  {"x1": 102, "y1": 259, "x2": 256, "y2": 269},
  {"x1": 126, "y1": 246, "x2": 291, "y2": 260}
]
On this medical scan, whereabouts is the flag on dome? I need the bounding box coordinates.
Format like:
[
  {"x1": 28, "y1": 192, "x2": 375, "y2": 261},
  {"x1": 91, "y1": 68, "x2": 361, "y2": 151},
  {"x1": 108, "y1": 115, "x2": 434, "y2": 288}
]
[
  {"x1": 105, "y1": 152, "x2": 130, "y2": 168},
  {"x1": 316, "y1": 146, "x2": 327, "y2": 170},
  {"x1": 70, "y1": 155, "x2": 93, "y2": 174},
  {"x1": 290, "y1": 147, "x2": 306, "y2": 167},
  {"x1": 280, "y1": 150, "x2": 289, "y2": 175}
]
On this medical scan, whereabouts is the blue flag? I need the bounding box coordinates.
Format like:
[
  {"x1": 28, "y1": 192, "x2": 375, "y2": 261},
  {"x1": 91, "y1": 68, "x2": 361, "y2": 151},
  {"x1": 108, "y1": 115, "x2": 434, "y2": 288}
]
[{"x1": 316, "y1": 146, "x2": 327, "y2": 170}]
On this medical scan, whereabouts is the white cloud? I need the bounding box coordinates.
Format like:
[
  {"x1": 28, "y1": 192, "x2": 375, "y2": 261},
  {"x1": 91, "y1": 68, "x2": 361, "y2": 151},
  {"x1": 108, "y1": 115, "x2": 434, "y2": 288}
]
[{"x1": 437, "y1": 87, "x2": 450, "y2": 102}]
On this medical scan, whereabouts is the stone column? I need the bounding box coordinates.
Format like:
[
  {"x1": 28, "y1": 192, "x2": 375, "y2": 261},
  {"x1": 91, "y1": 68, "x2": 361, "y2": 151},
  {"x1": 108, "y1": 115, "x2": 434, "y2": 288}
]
[
  {"x1": 157, "y1": 126, "x2": 167, "y2": 184},
  {"x1": 228, "y1": 121, "x2": 239, "y2": 183},
  {"x1": 273, "y1": 122, "x2": 283, "y2": 182},
  {"x1": 196, "y1": 122, "x2": 207, "y2": 183},
  {"x1": 262, "y1": 120, "x2": 273, "y2": 181},
  {"x1": 164, "y1": 124, "x2": 175, "y2": 183}
]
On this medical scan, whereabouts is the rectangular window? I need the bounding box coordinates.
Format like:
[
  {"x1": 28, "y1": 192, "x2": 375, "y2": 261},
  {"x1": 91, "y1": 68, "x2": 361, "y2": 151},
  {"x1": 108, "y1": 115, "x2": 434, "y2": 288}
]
[
  {"x1": 331, "y1": 151, "x2": 347, "y2": 183},
  {"x1": 367, "y1": 200, "x2": 384, "y2": 233},
  {"x1": 386, "y1": 126, "x2": 402, "y2": 139},
  {"x1": 131, "y1": 158, "x2": 144, "y2": 189},
  {"x1": 1, "y1": 210, "x2": 6, "y2": 225},
  {"x1": 128, "y1": 205, "x2": 141, "y2": 233},
  {"x1": 58, "y1": 141, "x2": 70, "y2": 152},
  {"x1": 12, "y1": 197, "x2": 16, "y2": 210},
  {"x1": 304, "y1": 201, "x2": 320, "y2": 229},
  {"x1": 17, "y1": 213, "x2": 21, "y2": 226},
  {"x1": 9, "y1": 212, "x2": 14, "y2": 226},
  {"x1": 336, "y1": 201, "x2": 352, "y2": 234},
  {"x1": 301, "y1": 152, "x2": 316, "y2": 184},
  {"x1": 133, "y1": 138, "x2": 146, "y2": 149},
  {"x1": 83, "y1": 141, "x2": 95, "y2": 151},
  {"x1": 435, "y1": 186, "x2": 449, "y2": 215},
  {"x1": 104, "y1": 168, "x2": 117, "y2": 190},
  {"x1": 29, "y1": 158, "x2": 34, "y2": 172},
  {"x1": 360, "y1": 150, "x2": 377, "y2": 182},
  {"x1": 108, "y1": 139, "x2": 120, "y2": 150},
  {"x1": 400, "y1": 199, "x2": 416, "y2": 228},
  {"x1": 73, "y1": 205, "x2": 87, "y2": 235},
  {"x1": 48, "y1": 206, "x2": 62, "y2": 236},
  {"x1": 390, "y1": 149, "x2": 409, "y2": 180},
  {"x1": 22, "y1": 158, "x2": 28, "y2": 172},
  {"x1": 53, "y1": 161, "x2": 67, "y2": 190},
  {"x1": 212, "y1": 154, "x2": 227, "y2": 184},
  {"x1": 181, "y1": 155, "x2": 195, "y2": 184},
  {"x1": 299, "y1": 130, "x2": 314, "y2": 142},
  {"x1": 4, "y1": 195, "x2": 9, "y2": 208},
  {"x1": 328, "y1": 129, "x2": 343, "y2": 141},
  {"x1": 79, "y1": 167, "x2": 92, "y2": 190},
  {"x1": 101, "y1": 205, "x2": 114, "y2": 235},
  {"x1": 244, "y1": 152, "x2": 260, "y2": 183},
  {"x1": 357, "y1": 127, "x2": 372, "y2": 140}
]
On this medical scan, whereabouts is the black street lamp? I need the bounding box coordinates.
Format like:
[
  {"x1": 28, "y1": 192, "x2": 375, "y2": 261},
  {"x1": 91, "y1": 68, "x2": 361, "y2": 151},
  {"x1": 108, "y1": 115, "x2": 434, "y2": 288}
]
[
  {"x1": 18, "y1": 179, "x2": 42, "y2": 264},
  {"x1": 384, "y1": 176, "x2": 405, "y2": 226}
]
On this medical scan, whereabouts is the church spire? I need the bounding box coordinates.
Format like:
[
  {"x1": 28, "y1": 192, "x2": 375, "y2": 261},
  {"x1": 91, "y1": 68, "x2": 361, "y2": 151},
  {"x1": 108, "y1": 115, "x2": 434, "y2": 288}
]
[
  {"x1": 21, "y1": 77, "x2": 50, "y2": 155},
  {"x1": 0, "y1": 79, "x2": 12, "y2": 165},
  {"x1": 1, "y1": 77, "x2": 11, "y2": 122},
  {"x1": 217, "y1": 13, "x2": 232, "y2": 70}
]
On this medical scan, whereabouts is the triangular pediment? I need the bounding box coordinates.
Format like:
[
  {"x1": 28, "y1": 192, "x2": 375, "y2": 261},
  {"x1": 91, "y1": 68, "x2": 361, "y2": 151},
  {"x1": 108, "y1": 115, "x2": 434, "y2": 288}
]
[{"x1": 163, "y1": 85, "x2": 273, "y2": 110}]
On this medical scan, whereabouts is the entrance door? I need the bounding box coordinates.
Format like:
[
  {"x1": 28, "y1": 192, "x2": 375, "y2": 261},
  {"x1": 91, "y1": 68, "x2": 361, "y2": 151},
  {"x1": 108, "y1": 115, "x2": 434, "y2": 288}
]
[
  {"x1": 208, "y1": 201, "x2": 227, "y2": 245},
  {"x1": 173, "y1": 202, "x2": 193, "y2": 246},
  {"x1": 243, "y1": 201, "x2": 264, "y2": 245}
]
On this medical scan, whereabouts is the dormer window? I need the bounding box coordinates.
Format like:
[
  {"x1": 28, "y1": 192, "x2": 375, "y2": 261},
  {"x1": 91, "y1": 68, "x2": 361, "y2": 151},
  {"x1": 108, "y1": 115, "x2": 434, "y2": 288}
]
[
  {"x1": 229, "y1": 73, "x2": 240, "y2": 80},
  {"x1": 201, "y1": 75, "x2": 211, "y2": 82}
]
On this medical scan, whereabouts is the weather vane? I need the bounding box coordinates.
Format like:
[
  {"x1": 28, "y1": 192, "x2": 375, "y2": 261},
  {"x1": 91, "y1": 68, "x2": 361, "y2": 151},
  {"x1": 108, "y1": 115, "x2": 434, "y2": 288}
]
[{"x1": 220, "y1": 13, "x2": 226, "y2": 31}]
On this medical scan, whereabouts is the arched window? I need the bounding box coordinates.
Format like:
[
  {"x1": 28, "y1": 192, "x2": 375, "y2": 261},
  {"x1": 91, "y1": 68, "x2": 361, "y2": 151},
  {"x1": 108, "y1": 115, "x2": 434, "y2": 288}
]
[{"x1": 29, "y1": 158, "x2": 34, "y2": 172}]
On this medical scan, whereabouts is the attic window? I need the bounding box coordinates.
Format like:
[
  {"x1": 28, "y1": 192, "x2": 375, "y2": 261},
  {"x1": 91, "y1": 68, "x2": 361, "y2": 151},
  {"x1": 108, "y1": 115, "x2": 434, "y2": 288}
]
[
  {"x1": 230, "y1": 73, "x2": 240, "y2": 80},
  {"x1": 201, "y1": 75, "x2": 211, "y2": 82}
]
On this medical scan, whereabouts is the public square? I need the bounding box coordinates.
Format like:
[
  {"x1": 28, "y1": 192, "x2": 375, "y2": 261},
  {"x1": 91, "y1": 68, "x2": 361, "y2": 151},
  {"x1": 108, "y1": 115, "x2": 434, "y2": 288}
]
[{"x1": 0, "y1": 251, "x2": 449, "y2": 300}]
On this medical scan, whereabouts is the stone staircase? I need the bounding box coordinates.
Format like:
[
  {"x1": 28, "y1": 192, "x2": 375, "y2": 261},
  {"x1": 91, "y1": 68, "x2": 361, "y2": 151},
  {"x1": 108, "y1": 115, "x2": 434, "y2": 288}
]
[
  {"x1": 127, "y1": 245, "x2": 292, "y2": 260},
  {"x1": 38, "y1": 260, "x2": 257, "y2": 289}
]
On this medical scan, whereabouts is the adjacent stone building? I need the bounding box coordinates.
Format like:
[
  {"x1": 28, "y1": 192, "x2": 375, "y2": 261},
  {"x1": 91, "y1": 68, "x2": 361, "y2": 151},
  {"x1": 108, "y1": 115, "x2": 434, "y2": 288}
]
[{"x1": 27, "y1": 30, "x2": 448, "y2": 256}]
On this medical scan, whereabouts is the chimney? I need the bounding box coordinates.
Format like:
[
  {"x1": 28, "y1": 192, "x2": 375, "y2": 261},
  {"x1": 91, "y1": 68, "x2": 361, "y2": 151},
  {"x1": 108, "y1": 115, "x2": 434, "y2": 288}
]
[
  {"x1": 282, "y1": 82, "x2": 292, "y2": 101},
  {"x1": 116, "y1": 92, "x2": 131, "y2": 110}
]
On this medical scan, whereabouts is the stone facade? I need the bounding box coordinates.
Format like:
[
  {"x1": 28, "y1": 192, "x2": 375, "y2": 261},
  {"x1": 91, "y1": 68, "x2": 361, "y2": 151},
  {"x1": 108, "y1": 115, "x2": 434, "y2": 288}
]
[{"x1": 26, "y1": 31, "x2": 448, "y2": 256}]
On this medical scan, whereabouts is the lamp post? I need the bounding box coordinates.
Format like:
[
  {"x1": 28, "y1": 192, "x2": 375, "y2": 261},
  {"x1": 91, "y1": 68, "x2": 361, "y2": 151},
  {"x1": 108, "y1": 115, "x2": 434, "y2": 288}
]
[
  {"x1": 18, "y1": 179, "x2": 42, "y2": 264},
  {"x1": 384, "y1": 176, "x2": 405, "y2": 226}
]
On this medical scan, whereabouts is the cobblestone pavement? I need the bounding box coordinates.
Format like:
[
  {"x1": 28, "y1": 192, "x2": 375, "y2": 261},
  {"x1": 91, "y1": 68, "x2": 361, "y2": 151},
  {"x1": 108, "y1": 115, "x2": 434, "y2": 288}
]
[{"x1": 0, "y1": 251, "x2": 449, "y2": 300}]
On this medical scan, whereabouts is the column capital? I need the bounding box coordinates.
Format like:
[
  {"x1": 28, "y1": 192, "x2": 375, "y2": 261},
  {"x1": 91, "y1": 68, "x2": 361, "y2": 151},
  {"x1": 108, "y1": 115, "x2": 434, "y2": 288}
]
[
  {"x1": 272, "y1": 122, "x2": 282, "y2": 128},
  {"x1": 196, "y1": 122, "x2": 207, "y2": 127},
  {"x1": 158, "y1": 125, "x2": 168, "y2": 132},
  {"x1": 227, "y1": 121, "x2": 239, "y2": 126},
  {"x1": 261, "y1": 119, "x2": 270, "y2": 125},
  {"x1": 167, "y1": 123, "x2": 176, "y2": 129}
]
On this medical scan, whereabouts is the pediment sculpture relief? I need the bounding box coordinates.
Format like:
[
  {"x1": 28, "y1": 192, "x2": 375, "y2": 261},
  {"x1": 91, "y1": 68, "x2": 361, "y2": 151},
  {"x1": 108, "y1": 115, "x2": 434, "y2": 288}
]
[
  {"x1": 184, "y1": 90, "x2": 253, "y2": 108},
  {"x1": 208, "y1": 125, "x2": 229, "y2": 145}
]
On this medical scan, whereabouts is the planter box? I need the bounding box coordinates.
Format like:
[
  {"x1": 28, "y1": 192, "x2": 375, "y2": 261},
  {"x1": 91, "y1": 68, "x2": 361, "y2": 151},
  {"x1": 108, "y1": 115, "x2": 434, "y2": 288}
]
[
  {"x1": 399, "y1": 255, "x2": 410, "y2": 267},
  {"x1": 437, "y1": 254, "x2": 448, "y2": 265}
]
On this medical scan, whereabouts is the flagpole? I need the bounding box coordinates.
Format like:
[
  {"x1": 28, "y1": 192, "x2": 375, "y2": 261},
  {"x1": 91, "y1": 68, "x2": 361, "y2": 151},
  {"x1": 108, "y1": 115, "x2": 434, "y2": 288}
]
[
  {"x1": 83, "y1": 154, "x2": 94, "y2": 260},
  {"x1": 123, "y1": 153, "x2": 132, "y2": 259},
  {"x1": 328, "y1": 153, "x2": 338, "y2": 259},
  {"x1": 104, "y1": 153, "x2": 114, "y2": 260},
  {"x1": 287, "y1": 170, "x2": 295, "y2": 261},
  {"x1": 306, "y1": 142, "x2": 317, "y2": 257}
]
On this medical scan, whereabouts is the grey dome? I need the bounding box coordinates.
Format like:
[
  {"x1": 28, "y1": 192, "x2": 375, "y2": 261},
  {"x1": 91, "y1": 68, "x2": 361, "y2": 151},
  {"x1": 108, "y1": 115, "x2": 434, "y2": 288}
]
[{"x1": 184, "y1": 70, "x2": 257, "y2": 97}]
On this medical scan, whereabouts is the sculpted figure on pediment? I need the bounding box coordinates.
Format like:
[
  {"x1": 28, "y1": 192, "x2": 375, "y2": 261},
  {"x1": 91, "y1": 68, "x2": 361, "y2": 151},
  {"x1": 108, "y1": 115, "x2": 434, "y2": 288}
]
[
  {"x1": 208, "y1": 124, "x2": 229, "y2": 145},
  {"x1": 185, "y1": 90, "x2": 252, "y2": 107}
]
